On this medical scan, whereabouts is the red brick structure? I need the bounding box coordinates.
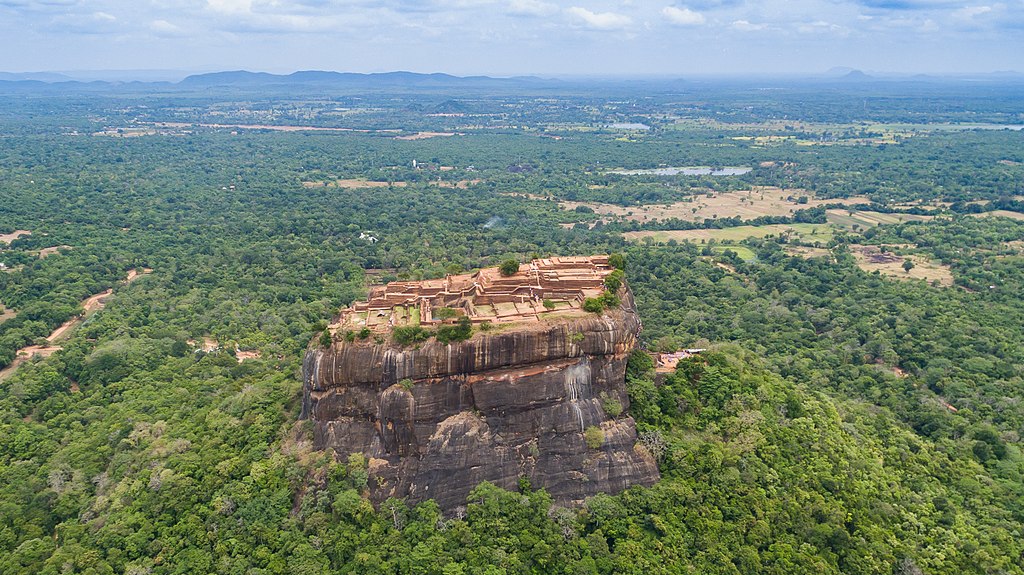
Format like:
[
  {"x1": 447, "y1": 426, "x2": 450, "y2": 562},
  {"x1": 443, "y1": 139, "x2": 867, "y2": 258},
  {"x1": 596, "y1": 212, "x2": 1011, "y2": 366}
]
[{"x1": 335, "y1": 256, "x2": 616, "y2": 332}]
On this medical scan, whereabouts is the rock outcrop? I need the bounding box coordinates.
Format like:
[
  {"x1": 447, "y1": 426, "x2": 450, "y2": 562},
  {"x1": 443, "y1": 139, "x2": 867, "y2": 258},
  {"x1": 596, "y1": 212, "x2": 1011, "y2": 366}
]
[{"x1": 301, "y1": 257, "x2": 659, "y2": 510}]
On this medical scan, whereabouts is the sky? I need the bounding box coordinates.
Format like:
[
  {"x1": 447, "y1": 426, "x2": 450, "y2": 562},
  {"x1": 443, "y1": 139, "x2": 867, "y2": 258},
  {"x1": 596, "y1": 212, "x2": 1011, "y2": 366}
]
[{"x1": 0, "y1": 0, "x2": 1021, "y2": 77}]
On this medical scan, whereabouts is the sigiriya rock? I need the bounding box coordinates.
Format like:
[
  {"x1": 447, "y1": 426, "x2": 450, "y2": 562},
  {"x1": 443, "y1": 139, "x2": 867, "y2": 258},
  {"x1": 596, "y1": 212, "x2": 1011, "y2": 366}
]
[{"x1": 301, "y1": 256, "x2": 659, "y2": 510}]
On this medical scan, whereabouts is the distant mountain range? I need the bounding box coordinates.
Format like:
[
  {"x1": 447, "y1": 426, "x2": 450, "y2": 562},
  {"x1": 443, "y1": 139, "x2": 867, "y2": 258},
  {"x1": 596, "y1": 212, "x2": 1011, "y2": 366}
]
[
  {"x1": 0, "y1": 69, "x2": 1021, "y2": 93},
  {"x1": 0, "y1": 70, "x2": 557, "y2": 92},
  {"x1": 177, "y1": 69, "x2": 553, "y2": 88}
]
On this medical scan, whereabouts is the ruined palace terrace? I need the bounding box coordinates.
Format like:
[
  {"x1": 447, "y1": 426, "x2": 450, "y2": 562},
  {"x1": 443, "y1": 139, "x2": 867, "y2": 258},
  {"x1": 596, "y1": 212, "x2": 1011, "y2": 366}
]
[{"x1": 333, "y1": 256, "x2": 617, "y2": 333}]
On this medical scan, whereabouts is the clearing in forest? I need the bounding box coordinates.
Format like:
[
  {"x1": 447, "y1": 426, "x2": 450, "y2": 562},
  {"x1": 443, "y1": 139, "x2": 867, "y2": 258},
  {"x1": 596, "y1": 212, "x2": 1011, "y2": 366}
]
[
  {"x1": 150, "y1": 122, "x2": 400, "y2": 134},
  {"x1": 785, "y1": 246, "x2": 833, "y2": 259},
  {"x1": 302, "y1": 178, "x2": 480, "y2": 189},
  {"x1": 849, "y1": 245, "x2": 954, "y2": 286},
  {"x1": 971, "y1": 210, "x2": 1024, "y2": 221},
  {"x1": 560, "y1": 188, "x2": 870, "y2": 224},
  {"x1": 709, "y1": 245, "x2": 757, "y2": 261},
  {"x1": 37, "y1": 245, "x2": 72, "y2": 258},
  {"x1": 0, "y1": 268, "x2": 152, "y2": 381},
  {"x1": 394, "y1": 131, "x2": 460, "y2": 140},
  {"x1": 303, "y1": 179, "x2": 405, "y2": 189},
  {"x1": 0, "y1": 304, "x2": 14, "y2": 323},
  {"x1": 0, "y1": 230, "x2": 31, "y2": 244},
  {"x1": 624, "y1": 223, "x2": 834, "y2": 244},
  {"x1": 826, "y1": 209, "x2": 934, "y2": 229}
]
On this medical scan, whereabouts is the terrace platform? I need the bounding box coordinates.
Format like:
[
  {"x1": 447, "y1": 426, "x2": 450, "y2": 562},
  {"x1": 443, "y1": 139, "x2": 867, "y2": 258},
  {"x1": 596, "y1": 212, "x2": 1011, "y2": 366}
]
[{"x1": 334, "y1": 256, "x2": 616, "y2": 332}]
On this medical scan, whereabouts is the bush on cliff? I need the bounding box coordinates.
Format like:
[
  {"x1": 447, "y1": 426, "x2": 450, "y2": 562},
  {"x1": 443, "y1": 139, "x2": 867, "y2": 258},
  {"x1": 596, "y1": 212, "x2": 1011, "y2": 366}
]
[
  {"x1": 498, "y1": 259, "x2": 520, "y2": 276},
  {"x1": 603, "y1": 269, "x2": 625, "y2": 292},
  {"x1": 436, "y1": 316, "x2": 473, "y2": 344},
  {"x1": 583, "y1": 290, "x2": 620, "y2": 314},
  {"x1": 393, "y1": 325, "x2": 433, "y2": 345}
]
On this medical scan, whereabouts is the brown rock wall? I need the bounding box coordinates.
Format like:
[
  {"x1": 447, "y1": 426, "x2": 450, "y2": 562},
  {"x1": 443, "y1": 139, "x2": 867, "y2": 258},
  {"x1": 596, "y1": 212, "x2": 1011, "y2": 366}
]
[{"x1": 301, "y1": 293, "x2": 659, "y2": 510}]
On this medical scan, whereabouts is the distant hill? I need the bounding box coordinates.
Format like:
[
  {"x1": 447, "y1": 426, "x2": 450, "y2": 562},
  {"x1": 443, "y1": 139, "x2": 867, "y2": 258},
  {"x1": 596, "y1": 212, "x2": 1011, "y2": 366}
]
[
  {"x1": 841, "y1": 69, "x2": 872, "y2": 81},
  {"x1": 178, "y1": 70, "x2": 553, "y2": 89},
  {"x1": 0, "y1": 71, "x2": 73, "y2": 82}
]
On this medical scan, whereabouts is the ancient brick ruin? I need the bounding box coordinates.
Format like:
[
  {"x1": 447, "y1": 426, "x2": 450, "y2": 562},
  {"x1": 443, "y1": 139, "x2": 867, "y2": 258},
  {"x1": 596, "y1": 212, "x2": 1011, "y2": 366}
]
[{"x1": 334, "y1": 256, "x2": 617, "y2": 333}]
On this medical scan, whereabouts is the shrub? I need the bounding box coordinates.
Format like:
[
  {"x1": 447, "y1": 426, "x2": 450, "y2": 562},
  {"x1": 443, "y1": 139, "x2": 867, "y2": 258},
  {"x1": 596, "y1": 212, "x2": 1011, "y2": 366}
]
[
  {"x1": 433, "y1": 307, "x2": 458, "y2": 320},
  {"x1": 499, "y1": 259, "x2": 520, "y2": 276},
  {"x1": 319, "y1": 330, "x2": 333, "y2": 348},
  {"x1": 608, "y1": 253, "x2": 626, "y2": 270},
  {"x1": 582, "y1": 297, "x2": 605, "y2": 313},
  {"x1": 358, "y1": 327, "x2": 372, "y2": 340},
  {"x1": 542, "y1": 299, "x2": 556, "y2": 310},
  {"x1": 436, "y1": 316, "x2": 473, "y2": 344},
  {"x1": 584, "y1": 426, "x2": 605, "y2": 449},
  {"x1": 599, "y1": 290, "x2": 620, "y2": 308},
  {"x1": 393, "y1": 325, "x2": 432, "y2": 345},
  {"x1": 399, "y1": 378, "x2": 415, "y2": 391},
  {"x1": 600, "y1": 392, "x2": 623, "y2": 418},
  {"x1": 603, "y1": 269, "x2": 625, "y2": 292}
]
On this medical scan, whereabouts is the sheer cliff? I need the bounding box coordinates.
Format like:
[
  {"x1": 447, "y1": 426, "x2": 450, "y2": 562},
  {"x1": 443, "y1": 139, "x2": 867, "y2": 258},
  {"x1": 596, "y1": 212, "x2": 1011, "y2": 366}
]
[{"x1": 301, "y1": 257, "x2": 659, "y2": 510}]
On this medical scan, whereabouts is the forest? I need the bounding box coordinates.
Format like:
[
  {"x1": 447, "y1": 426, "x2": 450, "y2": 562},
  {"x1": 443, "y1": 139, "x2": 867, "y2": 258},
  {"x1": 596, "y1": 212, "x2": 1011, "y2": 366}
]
[{"x1": 1, "y1": 80, "x2": 1023, "y2": 574}]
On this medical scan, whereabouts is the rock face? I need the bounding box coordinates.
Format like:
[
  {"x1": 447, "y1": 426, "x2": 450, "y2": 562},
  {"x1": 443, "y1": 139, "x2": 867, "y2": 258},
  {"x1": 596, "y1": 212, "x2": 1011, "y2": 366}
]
[{"x1": 301, "y1": 277, "x2": 659, "y2": 511}]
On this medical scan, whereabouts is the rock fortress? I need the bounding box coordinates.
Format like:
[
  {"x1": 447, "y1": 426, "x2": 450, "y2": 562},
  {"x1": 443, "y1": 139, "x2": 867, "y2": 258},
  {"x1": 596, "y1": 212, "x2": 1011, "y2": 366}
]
[{"x1": 301, "y1": 256, "x2": 659, "y2": 510}]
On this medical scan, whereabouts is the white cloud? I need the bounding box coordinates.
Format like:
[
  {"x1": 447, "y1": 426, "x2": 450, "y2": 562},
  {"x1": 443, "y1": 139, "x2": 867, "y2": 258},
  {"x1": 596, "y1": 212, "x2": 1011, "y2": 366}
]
[
  {"x1": 662, "y1": 5, "x2": 704, "y2": 25},
  {"x1": 206, "y1": 0, "x2": 253, "y2": 15},
  {"x1": 796, "y1": 20, "x2": 847, "y2": 34},
  {"x1": 952, "y1": 5, "x2": 992, "y2": 20},
  {"x1": 565, "y1": 6, "x2": 632, "y2": 29},
  {"x1": 730, "y1": 19, "x2": 766, "y2": 31},
  {"x1": 507, "y1": 0, "x2": 557, "y2": 16},
  {"x1": 150, "y1": 19, "x2": 187, "y2": 36}
]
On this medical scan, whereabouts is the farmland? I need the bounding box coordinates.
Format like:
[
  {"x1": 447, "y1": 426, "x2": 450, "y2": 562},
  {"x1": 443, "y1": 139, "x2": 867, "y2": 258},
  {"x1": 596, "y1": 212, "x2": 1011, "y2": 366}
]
[
  {"x1": 624, "y1": 223, "x2": 834, "y2": 244},
  {"x1": 826, "y1": 209, "x2": 935, "y2": 229},
  {"x1": 560, "y1": 188, "x2": 869, "y2": 224}
]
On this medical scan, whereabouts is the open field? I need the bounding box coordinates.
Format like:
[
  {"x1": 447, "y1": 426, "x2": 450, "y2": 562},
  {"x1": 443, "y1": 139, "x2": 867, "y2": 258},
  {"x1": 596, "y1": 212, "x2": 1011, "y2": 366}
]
[
  {"x1": 710, "y1": 245, "x2": 757, "y2": 261},
  {"x1": 607, "y1": 166, "x2": 751, "y2": 176},
  {"x1": 303, "y1": 178, "x2": 480, "y2": 189},
  {"x1": 93, "y1": 128, "x2": 163, "y2": 137},
  {"x1": 827, "y1": 209, "x2": 934, "y2": 229},
  {"x1": 151, "y1": 122, "x2": 400, "y2": 134},
  {"x1": 1005, "y1": 240, "x2": 1024, "y2": 253},
  {"x1": 0, "y1": 230, "x2": 31, "y2": 244},
  {"x1": 670, "y1": 118, "x2": 1023, "y2": 133},
  {"x1": 849, "y1": 245, "x2": 954, "y2": 286},
  {"x1": 733, "y1": 134, "x2": 903, "y2": 147},
  {"x1": 37, "y1": 245, "x2": 72, "y2": 258},
  {"x1": 303, "y1": 179, "x2": 403, "y2": 189},
  {"x1": 395, "y1": 131, "x2": 459, "y2": 140},
  {"x1": 560, "y1": 188, "x2": 870, "y2": 224},
  {"x1": 971, "y1": 210, "x2": 1024, "y2": 221},
  {"x1": 785, "y1": 246, "x2": 833, "y2": 259},
  {"x1": 624, "y1": 223, "x2": 834, "y2": 244}
]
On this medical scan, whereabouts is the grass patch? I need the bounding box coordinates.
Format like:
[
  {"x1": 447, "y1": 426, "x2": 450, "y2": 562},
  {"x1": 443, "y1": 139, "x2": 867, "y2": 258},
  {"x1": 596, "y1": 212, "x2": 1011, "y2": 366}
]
[
  {"x1": 711, "y1": 245, "x2": 757, "y2": 261},
  {"x1": 826, "y1": 209, "x2": 934, "y2": 230},
  {"x1": 625, "y1": 223, "x2": 834, "y2": 245}
]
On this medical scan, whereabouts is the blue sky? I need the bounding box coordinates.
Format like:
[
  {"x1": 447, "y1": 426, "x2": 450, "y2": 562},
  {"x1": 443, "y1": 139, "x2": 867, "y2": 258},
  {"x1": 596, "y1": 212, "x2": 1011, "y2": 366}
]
[{"x1": 0, "y1": 0, "x2": 1020, "y2": 76}]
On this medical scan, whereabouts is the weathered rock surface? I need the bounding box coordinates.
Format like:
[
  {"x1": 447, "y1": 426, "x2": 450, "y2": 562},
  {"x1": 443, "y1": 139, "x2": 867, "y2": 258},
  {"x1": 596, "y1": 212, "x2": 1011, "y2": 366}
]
[{"x1": 301, "y1": 290, "x2": 659, "y2": 510}]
